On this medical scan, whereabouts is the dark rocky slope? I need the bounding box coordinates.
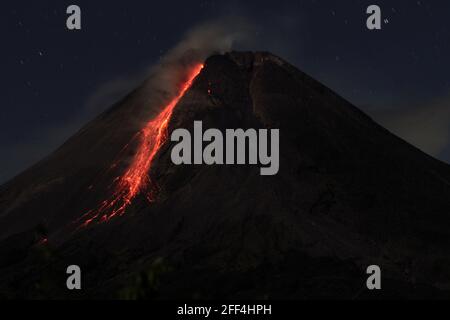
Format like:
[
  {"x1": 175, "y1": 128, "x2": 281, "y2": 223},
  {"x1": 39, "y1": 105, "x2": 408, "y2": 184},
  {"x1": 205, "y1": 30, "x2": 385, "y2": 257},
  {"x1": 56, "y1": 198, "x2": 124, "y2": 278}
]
[{"x1": 1, "y1": 52, "x2": 450, "y2": 299}]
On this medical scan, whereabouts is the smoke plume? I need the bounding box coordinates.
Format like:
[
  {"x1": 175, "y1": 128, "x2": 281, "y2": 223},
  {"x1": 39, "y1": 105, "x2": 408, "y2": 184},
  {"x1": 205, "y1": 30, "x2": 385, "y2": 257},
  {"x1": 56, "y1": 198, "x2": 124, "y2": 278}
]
[{"x1": 134, "y1": 17, "x2": 253, "y2": 121}]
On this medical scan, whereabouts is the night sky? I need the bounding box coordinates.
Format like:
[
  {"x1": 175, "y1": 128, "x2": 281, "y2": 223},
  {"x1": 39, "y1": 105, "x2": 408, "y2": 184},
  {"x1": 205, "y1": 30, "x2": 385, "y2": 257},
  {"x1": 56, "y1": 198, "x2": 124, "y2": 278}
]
[{"x1": 2, "y1": 0, "x2": 450, "y2": 183}]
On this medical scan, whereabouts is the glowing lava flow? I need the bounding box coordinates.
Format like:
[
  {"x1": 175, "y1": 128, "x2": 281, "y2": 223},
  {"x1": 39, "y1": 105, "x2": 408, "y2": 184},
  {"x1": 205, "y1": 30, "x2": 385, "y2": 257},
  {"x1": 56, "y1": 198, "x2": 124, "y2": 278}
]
[{"x1": 80, "y1": 63, "x2": 204, "y2": 227}]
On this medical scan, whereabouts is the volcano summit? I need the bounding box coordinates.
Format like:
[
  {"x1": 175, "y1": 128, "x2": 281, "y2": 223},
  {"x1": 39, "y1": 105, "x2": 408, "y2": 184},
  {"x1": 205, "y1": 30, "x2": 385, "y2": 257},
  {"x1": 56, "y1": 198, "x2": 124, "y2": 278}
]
[{"x1": 1, "y1": 52, "x2": 450, "y2": 299}]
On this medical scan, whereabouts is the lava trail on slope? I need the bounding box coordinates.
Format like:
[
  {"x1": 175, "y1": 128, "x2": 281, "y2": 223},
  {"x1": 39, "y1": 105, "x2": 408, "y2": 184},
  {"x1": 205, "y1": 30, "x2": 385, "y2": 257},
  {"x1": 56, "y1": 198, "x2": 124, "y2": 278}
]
[{"x1": 80, "y1": 63, "x2": 204, "y2": 227}]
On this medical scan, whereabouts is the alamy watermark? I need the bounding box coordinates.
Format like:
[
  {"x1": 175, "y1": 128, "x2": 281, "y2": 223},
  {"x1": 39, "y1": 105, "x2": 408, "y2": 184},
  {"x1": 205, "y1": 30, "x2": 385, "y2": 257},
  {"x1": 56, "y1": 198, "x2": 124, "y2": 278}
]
[
  {"x1": 170, "y1": 121, "x2": 280, "y2": 176},
  {"x1": 66, "y1": 265, "x2": 81, "y2": 290}
]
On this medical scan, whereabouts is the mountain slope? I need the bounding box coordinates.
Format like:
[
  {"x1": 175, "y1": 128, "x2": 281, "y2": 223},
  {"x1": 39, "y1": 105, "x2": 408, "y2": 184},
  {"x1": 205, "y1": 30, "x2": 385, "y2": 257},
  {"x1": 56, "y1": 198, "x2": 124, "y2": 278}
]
[{"x1": 1, "y1": 52, "x2": 450, "y2": 299}]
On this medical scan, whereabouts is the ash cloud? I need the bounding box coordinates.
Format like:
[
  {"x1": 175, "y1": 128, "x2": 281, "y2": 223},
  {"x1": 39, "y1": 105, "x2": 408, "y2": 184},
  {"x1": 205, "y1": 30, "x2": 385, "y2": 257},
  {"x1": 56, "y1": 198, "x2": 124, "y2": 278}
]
[{"x1": 133, "y1": 17, "x2": 253, "y2": 120}]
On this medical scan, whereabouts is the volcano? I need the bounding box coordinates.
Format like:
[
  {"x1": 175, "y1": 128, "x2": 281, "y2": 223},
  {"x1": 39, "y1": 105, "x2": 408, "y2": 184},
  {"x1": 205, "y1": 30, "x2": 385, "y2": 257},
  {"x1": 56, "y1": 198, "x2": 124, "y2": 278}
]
[{"x1": 1, "y1": 52, "x2": 450, "y2": 299}]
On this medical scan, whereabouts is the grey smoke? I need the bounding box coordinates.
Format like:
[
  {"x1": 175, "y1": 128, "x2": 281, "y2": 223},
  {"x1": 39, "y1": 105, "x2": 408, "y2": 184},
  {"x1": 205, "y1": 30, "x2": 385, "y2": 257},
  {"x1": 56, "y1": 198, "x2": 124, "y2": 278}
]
[{"x1": 128, "y1": 17, "x2": 253, "y2": 124}]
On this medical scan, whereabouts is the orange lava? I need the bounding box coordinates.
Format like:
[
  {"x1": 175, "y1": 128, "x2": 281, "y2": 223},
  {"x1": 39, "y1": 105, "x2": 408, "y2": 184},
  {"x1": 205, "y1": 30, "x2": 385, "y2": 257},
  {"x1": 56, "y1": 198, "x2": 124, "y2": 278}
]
[{"x1": 80, "y1": 63, "x2": 204, "y2": 227}]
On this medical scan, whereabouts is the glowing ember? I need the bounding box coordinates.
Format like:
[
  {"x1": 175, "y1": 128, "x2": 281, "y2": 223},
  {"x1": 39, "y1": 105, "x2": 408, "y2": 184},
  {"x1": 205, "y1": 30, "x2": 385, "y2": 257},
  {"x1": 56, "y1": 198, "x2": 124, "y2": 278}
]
[{"x1": 80, "y1": 63, "x2": 204, "y2": 227}]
